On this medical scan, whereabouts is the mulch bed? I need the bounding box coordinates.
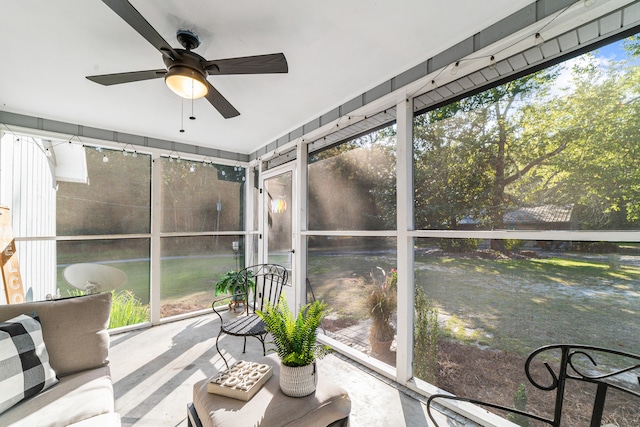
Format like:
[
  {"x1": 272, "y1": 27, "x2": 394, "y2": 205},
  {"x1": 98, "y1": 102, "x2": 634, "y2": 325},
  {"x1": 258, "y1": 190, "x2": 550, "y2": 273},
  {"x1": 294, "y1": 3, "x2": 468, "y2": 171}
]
[{"x1": 434, "y1": 340, "x2": 639, "y2": 427}]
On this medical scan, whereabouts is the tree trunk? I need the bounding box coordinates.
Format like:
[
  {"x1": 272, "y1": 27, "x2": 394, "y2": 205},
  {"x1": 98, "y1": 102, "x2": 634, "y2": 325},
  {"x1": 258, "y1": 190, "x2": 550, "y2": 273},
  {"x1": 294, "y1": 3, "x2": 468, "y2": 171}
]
[{"x1": 490, "y1": 105, "x2": 507, "y2": 252}]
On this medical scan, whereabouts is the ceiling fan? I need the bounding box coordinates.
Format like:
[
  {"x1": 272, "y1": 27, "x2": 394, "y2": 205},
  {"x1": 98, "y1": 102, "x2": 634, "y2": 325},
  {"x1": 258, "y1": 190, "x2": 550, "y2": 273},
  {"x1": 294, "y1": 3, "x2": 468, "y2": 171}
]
[{"x1": 86, "y1": 0, "x2": 288, "y2": 118}]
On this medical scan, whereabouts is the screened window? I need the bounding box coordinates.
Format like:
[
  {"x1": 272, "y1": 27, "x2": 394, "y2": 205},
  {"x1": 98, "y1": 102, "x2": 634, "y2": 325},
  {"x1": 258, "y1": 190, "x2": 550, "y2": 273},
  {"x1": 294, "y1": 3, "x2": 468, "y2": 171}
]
[
  {"x1": 413, "y1": 38, "x2": 640, "y2": 232},
  {"x1": 160, "y1": 235, "x2": 245, "y2": 317},
  {"x1": 57, "y1": 147, "x2": 151, "y2": 235},
  {"x1": 161, "y1": 159, "x2": 245, "y2": 233},
  {"x1": 56, "y1": 238, "x2": 151, "y2": 326},
  {"x1": 412, "y1": 237, "x2": 639, "y2": 425},
  {"x1": 411, "y1": 34, "x2": 640, "y2": 426},
  {"x1": 308, "y1": 126, "x2": 397, "y2": 231},
  {"x1": 55, "y1": 147, "x2": 152, "y2": 327},
  {"x1": 307, "y1": 123, "x2": 398, "y2": 366},
  {"x1": 307, "y1": 236, "x2": 397, "y2": 366}
]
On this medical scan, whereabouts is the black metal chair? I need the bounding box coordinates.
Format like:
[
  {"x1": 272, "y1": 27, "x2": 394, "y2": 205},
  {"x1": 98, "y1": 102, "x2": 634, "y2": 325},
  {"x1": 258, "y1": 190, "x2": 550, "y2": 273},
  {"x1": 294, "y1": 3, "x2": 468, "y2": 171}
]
[
  {"x1": 426, "y1": 344, "x2": 640, "y2": 427},
  {"x1": 212, "y1": 264, "x2": 288, "y2": 370}
]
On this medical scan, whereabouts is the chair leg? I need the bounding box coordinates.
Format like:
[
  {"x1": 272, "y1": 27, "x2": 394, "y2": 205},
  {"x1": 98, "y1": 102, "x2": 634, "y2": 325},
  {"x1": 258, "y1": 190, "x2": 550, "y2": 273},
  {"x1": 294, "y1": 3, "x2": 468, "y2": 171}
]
[
  {"x1": 215, "y1": 329, "x2": 230, "y2": 371},
  {"x1": 187, "y1": 403, "x2": 203, "y2": 427},
  {"x1": 243, "y1": 336, "x2": 247, "y2": 353}
]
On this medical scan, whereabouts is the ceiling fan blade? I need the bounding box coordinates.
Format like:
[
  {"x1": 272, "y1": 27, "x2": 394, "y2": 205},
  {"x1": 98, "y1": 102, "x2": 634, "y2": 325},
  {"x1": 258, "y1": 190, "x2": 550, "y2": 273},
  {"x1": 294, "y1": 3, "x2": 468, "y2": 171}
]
[
  {"x1": 205, "y1": 82, "x2": 240, "y2": 119},
  {"x1": 102, "y1": 0, "x2": 177, "y2": 59},
  {"x1": 86, "y1": 69, "x2": 167, "y2": 86},
  {"x1": 204, "y1": 53, "x2": 288, "y2": 75}
]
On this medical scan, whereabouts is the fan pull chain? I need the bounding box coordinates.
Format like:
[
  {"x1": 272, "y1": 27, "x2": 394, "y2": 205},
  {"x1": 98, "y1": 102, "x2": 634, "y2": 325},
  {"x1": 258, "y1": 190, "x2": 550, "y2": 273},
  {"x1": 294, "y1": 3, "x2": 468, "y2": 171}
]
[
  {"x1": 190, "y1": 80, "x2": 196, "y2": 120},
  {"x1": 180, "y1": 98, "x2": 185, "y2": 133}
]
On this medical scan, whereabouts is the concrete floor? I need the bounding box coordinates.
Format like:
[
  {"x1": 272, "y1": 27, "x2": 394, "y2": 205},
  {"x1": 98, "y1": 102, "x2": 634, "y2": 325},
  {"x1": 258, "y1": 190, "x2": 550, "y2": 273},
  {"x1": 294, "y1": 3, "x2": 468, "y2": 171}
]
[{"x1": 108, "y1": 313, "x2": 463, "y2": 427}]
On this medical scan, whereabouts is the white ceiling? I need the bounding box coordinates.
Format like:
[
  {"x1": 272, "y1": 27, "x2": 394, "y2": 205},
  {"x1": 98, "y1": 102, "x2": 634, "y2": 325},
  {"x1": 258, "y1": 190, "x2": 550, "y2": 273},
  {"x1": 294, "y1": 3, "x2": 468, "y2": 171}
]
[{"x1": 1, "y1": 0, "x2": 535, "y2": 155}]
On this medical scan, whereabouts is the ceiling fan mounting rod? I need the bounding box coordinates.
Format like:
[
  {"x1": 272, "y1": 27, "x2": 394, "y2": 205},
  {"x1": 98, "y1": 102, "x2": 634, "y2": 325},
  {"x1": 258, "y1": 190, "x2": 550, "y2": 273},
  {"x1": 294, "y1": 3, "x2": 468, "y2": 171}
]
[{"x1": 176, "y1": 29, "x2": 200, "y2": 51}]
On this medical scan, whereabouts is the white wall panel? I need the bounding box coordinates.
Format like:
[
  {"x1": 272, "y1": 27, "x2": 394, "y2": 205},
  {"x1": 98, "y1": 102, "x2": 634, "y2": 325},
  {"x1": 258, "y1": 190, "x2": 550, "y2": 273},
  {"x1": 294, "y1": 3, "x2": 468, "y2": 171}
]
[{"x1": 0, "y1": 134, "x2": 57, "y2": 301}]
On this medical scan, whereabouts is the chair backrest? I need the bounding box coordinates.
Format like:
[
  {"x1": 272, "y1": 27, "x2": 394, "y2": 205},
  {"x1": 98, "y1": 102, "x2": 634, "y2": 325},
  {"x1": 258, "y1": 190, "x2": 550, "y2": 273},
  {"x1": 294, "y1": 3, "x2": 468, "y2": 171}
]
[
  {"x1": 427, "y1": 344, "x2": 640, "y2": 427},
  {"x1": 236, "y1": 264, "x2": 288, "y2": 314}
]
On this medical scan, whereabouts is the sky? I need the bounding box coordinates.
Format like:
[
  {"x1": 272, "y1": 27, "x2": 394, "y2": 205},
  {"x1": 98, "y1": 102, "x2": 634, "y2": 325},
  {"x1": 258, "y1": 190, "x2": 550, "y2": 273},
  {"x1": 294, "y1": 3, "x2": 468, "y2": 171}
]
[
  {"x1": 595, "y1": 38, "x2": 630, "y2": 61},
  {"x1": 551, "y1": 35, "x2": 639, "y2": 93}
]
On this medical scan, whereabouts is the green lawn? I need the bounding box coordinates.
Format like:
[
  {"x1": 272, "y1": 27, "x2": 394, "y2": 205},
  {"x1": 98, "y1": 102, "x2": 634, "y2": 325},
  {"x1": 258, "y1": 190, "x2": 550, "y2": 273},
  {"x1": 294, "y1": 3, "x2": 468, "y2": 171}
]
[
  {"x1": 56, "y1": 255, "x2": 242, "y2": 322},
  {"x1": 414, "y1": 253, "x2": 640, "y2": 356},
  {"x1": 307, "y1": 248, "x2": 638, "y2": 358},
  {"x1": 54, "y1": 249, "x2": 640, "y2": 357}
]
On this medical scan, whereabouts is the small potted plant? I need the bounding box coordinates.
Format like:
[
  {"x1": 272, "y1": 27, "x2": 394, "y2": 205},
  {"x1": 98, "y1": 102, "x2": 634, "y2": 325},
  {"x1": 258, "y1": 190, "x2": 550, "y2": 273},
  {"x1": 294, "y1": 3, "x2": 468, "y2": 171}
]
[
  {"x1": 367, "y1": 268, "x2": 397, "y2": 355},
  {"x1": 214, "y1": 270, "x2": 255, "y2": 312},
  {"x1": 256, "y1": 295, "x2": 331, "y2": 397}
]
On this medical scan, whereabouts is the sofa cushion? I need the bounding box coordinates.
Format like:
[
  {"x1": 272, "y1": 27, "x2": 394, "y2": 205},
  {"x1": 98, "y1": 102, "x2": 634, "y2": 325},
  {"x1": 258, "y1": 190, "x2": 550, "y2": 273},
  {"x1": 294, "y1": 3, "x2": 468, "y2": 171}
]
[
  {"x1": 68, "y1": 413, "x2": 121, "y2": 426},
  {"x1": 0, "y1": 365, "x2": 116, "y2": 427},
  {"x1": 0, "y1": 293, "x2": 112, "y2": 376},
  {"x1": 0, "y1": 314, "x2": 58, "y2": 414}
]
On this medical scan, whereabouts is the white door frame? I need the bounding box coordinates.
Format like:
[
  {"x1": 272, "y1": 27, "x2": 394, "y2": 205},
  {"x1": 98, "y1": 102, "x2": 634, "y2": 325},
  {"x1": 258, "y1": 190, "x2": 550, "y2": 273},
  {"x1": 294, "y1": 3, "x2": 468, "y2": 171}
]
[{"x1": 259, "y1": 161, "x2": 297, "y2": 307}]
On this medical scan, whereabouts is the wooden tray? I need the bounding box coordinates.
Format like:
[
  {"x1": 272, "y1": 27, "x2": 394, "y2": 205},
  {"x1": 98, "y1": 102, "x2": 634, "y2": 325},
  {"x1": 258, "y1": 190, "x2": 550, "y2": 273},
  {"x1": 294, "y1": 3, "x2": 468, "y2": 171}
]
[{"x1": 207, "y1": 360, "x2": 273, "y2": 401}]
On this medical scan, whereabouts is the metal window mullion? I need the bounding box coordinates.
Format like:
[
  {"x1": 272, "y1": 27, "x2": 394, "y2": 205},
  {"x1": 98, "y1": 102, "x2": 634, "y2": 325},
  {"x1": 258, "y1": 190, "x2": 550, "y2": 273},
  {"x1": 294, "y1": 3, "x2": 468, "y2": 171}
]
[
  {"x1": 257, "y1": 161, "x2": 265, "y2": 265},
  {"x1": 244, "y1": 167, "x2": 254, "y2": 268},
  {"x1": 408, "y1": 229, "x2": 640, "y2": 242},
  {"x1": 395, "y1": 95, "x2": 414, "y2": 385},
  {"x1": 295, "y1": 141, "x2": 308, "y2": 310},
  {"x1": 150, "y1": 153, "x2": 162, "y2": 324}
]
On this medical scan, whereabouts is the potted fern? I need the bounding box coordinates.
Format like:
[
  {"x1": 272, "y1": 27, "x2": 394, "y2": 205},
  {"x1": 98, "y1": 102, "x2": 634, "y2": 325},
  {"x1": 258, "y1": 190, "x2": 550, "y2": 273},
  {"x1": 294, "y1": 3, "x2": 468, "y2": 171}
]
[{"x1": 256, "y1": 295, "x2": 331, "y2": 397}]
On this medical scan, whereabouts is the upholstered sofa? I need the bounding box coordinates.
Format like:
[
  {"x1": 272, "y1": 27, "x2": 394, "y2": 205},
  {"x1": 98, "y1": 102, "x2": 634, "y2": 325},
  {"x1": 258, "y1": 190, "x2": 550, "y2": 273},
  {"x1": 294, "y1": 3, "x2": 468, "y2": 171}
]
[{"x1": 0, "y1": 292, "x2": 121, "y2": 426}]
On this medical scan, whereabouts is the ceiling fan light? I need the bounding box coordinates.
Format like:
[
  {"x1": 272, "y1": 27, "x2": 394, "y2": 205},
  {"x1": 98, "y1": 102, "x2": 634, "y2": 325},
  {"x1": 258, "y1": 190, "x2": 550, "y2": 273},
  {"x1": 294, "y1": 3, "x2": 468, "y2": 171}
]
[{"x1": 165, "y1": 66, "x2": 208, "y2": 99}]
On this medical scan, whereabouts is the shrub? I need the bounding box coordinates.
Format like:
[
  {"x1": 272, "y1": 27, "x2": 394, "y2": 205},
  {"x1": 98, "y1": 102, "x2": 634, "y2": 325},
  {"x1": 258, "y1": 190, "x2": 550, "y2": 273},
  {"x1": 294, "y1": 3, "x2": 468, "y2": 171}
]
[
  {"x1": 507, "y1": 383, "x2": 529, "y2": 427},
  {"x1": 66, "y1": 289, "x2": 149, "y2": 328},
  {"x1": 504, "y1": 239, "x2": 525, "y2": 253},
  {"x1": 367, "y1": 285, "x2": 396, "y2": 342},
  {"x1": 414, "y1": 287, "x2": 438, "y2": 384},
  {"x1": 109, "y1": 290, "x2": 149, "y2": 328},
  {"x1": 569, "y1": 241, "x2": 618, "y2": 253},
  {"x1": 435, "y1": 238, "x2": 480, "y2": 253}
]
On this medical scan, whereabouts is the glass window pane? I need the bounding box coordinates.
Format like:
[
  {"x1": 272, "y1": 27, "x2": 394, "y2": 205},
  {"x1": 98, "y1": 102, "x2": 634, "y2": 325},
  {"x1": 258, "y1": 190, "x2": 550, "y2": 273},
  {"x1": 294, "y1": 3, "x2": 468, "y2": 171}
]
[
  {"x1": 57, "y1": 239, "x2": 150, "y2": 328},
  {"x1": 307, "y1": 236, "x2": 397, "y2": 366},
  {"x1": 413, "y1": 237, "x2": 639, "y2": 424},
  {"x1": 161, "y1": 159, "x2": 245, "y2": 233},
  {"x1": 160, "y1": 235, "x2": 246, "y2": 318},
  {"x1": 414, "y1": 36, "x2": 640, "y2": 231},
  {"x1": 308, "y1": 126, "x2": 396, "y2": 230},
  {"x1": 57, "y1": 147, "x2": 151, "y2": 235},
  {"x1": 265, "y1": 171, "x2": 292, "y2": 269}
]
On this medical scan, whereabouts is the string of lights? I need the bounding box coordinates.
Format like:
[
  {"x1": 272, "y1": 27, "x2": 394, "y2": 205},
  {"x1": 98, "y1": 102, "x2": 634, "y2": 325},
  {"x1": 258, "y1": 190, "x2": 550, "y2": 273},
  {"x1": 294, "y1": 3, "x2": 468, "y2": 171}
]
[{"x1": 1, "y1": 0, "x2": 598, "y2": 171}]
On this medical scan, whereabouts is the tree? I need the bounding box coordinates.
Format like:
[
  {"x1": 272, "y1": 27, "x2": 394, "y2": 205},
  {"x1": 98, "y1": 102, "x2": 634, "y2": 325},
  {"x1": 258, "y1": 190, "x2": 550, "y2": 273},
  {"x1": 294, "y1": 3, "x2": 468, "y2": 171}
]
[
  {"x1": 414, "y1": 67, "x2": 565, "y2": 243},
  {"x1": 413, "y1": 39, "x2": 640, "y2": 238},
  {"x1": 516, "y1": 53, "x2": 640, "y2": 229}
]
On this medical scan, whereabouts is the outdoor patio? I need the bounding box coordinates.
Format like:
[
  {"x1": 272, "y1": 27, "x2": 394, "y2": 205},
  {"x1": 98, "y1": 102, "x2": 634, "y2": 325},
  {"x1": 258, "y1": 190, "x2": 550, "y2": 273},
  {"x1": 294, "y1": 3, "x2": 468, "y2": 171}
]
[{"x1": 108, "y1": 312, "x2": 469, "y2": 427}]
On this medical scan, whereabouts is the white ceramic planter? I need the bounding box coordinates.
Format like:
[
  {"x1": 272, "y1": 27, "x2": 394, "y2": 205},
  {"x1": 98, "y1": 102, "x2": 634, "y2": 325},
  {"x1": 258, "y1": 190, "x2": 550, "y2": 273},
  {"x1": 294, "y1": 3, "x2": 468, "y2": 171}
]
[{"x1": 279, "y1": 361, "x2": 317, "y2": 397}]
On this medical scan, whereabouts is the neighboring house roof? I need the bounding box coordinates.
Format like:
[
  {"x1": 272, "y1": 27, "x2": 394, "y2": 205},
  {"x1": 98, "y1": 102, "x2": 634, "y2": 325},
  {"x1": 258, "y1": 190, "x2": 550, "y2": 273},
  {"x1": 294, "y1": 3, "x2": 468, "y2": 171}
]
[
  {"x1": 504, "y1": 204, "x2": 575, "y2": 225},
  {"x1": 457, "y1": 204, "x2": 576, "y2": 228}
]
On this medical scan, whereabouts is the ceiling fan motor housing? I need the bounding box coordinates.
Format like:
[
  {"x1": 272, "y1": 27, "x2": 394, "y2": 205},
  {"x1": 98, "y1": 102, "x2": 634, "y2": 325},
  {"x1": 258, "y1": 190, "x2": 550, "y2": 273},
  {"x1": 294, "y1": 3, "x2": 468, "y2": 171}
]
[
  {"x1": 164, "y1": 50, "x2": 209, "y2": 99},
  {"x1": 163, "y1": 50, "x2": 208, "y2": 78}
]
